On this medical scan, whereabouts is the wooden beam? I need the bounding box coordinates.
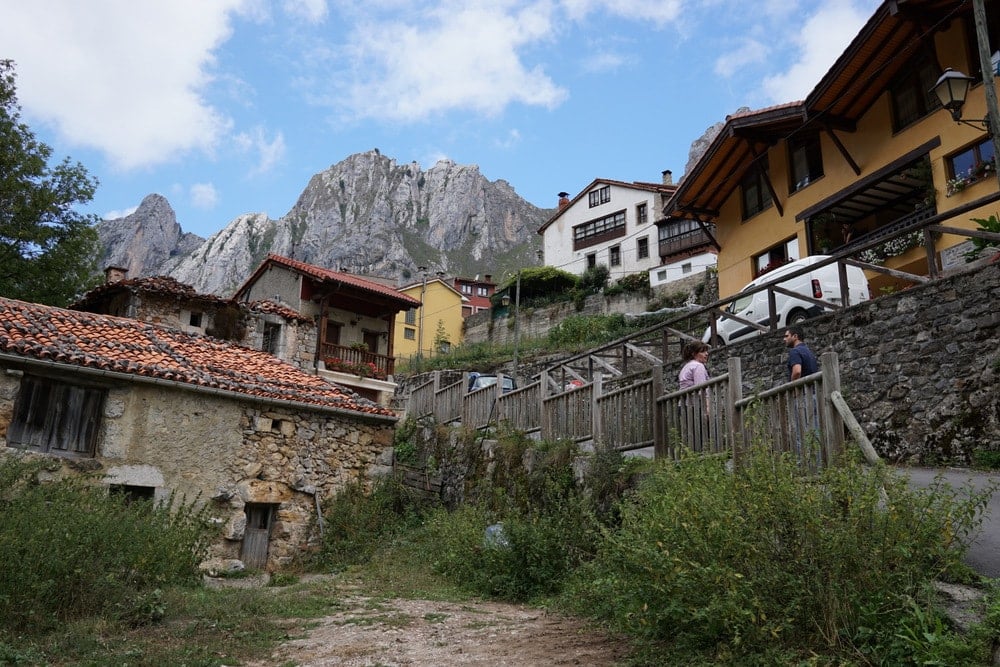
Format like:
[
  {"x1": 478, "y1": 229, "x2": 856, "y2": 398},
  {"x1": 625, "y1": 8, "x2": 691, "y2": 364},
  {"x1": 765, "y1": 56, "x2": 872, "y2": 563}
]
[{"x1": 823, "y1": 125, "x2": 861, "y2": 176}]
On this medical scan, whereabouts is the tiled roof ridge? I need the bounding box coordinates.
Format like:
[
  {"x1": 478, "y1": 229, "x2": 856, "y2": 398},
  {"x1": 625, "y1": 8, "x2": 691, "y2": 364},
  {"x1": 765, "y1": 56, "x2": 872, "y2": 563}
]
[
  {"x1": 263, "y1": 253, "x2": 421, "y2": 306},
  {"x1": 73, "y1": 275, "x2": 230, "y2": 307},
  {"x1": 0, "y1": 297, "x2": 394, "y2": 418},
  {"x1": 247, "y1": 299, "x2": 313, "y2": 323}
]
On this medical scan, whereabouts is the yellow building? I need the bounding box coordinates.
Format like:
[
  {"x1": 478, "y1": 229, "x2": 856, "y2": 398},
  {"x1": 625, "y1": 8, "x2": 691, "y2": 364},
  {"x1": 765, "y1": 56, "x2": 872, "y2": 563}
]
[
  {"x1": 665, "y1": 0, "x2": 1000, "y2": 299},
  {"x1": 394, "y1": 278, "x2": 466, "y2": 359}
]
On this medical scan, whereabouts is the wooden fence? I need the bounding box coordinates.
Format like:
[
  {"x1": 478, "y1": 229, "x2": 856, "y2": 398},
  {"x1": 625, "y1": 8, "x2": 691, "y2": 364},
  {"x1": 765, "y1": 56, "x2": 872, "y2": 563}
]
[{"x1": 406, "y1": 352, "x2": 847, "y2": 467}]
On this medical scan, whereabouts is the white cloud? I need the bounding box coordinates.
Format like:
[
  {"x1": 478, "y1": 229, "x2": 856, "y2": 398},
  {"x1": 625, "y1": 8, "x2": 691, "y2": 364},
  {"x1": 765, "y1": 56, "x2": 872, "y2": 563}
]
[
  {"x1": 190, "y1": 183, "x2": 220, "y2": 210},
  {"x1": 0, "y1": 0, "x2": 246, "y2": 170},
  {"x1": 581, "y1": 51, "x2": 629, "y2": 74},
  {"x1": 560, "y1": 0, "x2": 682, "y2": 26},
  {"x1": 714, "y1": 38, "x2": 769, "y2": 78},
  {"x1": 283, "y1": 0, "x2": 328, "y2": 22},
  {"x1": 761, "y1": 1, "x2": 874, "y2": 102},
  {"x1": 235, "y1": 127, "x2": 287, "y2": 176},
  {"x1": 102, "y1": 206, "x2": 138, "y2": 220},
  {"x1": 337, "y1": 4, "x2": 567, "y2": 121},
  {"x1": 495, "y1": 129, "x2": 522, "y2": 149}
]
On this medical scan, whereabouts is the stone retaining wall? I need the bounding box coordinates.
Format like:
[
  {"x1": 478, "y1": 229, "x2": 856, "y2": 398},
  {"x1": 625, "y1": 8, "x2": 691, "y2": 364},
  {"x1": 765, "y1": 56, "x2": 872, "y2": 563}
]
[{"x1": 715, "y1": 260, "x2": 1000, "y2": 463}]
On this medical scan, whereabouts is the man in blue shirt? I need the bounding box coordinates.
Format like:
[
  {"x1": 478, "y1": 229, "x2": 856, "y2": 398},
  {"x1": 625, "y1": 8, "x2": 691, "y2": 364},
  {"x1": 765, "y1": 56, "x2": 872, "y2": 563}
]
[{"x1": 783, "y1": 326, "x2": 818, "y2": 380}]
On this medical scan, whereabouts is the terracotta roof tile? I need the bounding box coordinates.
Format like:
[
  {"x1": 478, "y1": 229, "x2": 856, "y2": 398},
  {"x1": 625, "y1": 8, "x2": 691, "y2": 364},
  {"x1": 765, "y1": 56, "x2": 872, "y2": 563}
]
[
  {"x1": 247, "y1": 299, "x2": 313, "y2": 323},
  {"x1": 243, "y1": 254, "x2": 421, "y2": 307},
  {"x1": 0, "y1": 297, "x2": 395, "y2": 419},
  {"x1": 72, "y1": 275, "x2": 230, "y2": 308}
]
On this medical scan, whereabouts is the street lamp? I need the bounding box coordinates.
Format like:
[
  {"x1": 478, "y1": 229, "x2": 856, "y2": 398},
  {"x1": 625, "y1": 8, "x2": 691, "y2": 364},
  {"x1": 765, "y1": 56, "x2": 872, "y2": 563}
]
[{"x1": 930, "y1": 0, "x2": 1000, "y2": 187}]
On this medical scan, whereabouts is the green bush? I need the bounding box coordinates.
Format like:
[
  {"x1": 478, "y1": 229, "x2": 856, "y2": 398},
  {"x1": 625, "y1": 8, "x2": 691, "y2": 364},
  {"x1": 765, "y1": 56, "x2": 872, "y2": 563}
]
[
  {"x1": 579, "y1": 264, "x2": 610, "y2": 294},
  {"x1": 0, "y1": 456, "x2": 212, "y2": 633},
  {"x1": 546, "y1": 314, "x2": 630, "y2": 349},
  {"x1": 562, "y1": 449, "x2": 991, "y2": 662},
  {"x1": 314, "y1": 476, "x2": 431, "y2": 569},
  {"x1": 616, "y1": 272, "x2": 651, "y2": 296}
]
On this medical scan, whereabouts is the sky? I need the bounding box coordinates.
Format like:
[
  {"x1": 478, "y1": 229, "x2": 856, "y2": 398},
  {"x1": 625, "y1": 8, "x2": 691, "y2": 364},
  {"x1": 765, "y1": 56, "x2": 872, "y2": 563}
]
[{"x1": 2, "y1": 0, "x2": 880, "y2": 239}]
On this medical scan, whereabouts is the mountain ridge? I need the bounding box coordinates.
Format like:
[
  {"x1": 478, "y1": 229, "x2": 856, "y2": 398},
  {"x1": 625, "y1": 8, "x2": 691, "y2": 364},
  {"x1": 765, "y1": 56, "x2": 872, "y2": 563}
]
[{"x1": 97, "y1": 150, "x2": 552, "y2": 295}]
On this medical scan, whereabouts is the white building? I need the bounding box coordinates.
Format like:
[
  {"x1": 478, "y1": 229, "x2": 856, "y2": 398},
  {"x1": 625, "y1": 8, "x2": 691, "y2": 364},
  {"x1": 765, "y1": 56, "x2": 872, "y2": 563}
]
[{"x1": 538, "y1": 175, "x2": 677, "y2": 280}]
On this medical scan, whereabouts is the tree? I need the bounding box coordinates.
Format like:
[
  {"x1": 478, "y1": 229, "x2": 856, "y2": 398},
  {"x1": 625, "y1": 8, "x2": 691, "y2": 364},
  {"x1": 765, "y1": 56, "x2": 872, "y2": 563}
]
[{"x1": 0, "y1": 59, "x2": 101, "y2": 306}]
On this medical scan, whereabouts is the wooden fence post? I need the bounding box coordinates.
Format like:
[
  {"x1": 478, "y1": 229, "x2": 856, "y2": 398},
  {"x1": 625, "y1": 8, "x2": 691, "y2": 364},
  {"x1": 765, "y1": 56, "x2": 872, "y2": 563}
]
[
  {"x1": 592, "y1": 372, "x2": 604, "y2": 449},
  {"x1": 820, "y1": 351, "x2": 843, "y2": 465},
  {"x1": 540, "y1": 369, "x2": 550, "y2": 441},
  {"x1": 432, "y1": 371, "x2": 441, "y2": 415},
  {"x1": 652, "y1": 365, "x2": 666, "y2": 459},
  {"x1": 727, "y1": 356, "x2": 743, "y2": 466}
]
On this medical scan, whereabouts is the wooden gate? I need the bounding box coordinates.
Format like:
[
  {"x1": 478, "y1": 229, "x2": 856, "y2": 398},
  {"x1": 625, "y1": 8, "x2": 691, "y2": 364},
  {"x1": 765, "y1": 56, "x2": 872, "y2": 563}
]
[{"x1": 241, "y1": 503, "x2": 275, "y2": 569}]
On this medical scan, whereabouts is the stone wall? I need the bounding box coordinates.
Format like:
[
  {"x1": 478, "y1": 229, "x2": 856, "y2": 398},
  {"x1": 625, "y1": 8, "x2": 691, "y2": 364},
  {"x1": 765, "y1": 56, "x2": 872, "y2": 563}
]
[
  {"x1": 0, "y1": 371, "x2": 395, "y2": 569},
  {"x1": 712, "y1": 260, "x2": 1000, "y2": 463}
]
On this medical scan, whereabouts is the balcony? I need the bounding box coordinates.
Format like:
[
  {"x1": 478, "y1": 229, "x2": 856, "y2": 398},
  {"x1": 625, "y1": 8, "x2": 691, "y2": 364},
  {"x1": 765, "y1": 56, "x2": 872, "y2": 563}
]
[
  {"x1": 320, "y1": 342, "x2": 394, "y2": 380},
  {"x1": 658, "y1": 225, "x2": 716, "y2": 259}
]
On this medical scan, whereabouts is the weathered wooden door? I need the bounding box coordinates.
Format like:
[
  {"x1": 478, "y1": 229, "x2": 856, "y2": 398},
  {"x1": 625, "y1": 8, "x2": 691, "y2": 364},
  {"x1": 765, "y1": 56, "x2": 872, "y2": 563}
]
[{"x1": 241, "y1": 503, "x2": 275, "y2": 570}]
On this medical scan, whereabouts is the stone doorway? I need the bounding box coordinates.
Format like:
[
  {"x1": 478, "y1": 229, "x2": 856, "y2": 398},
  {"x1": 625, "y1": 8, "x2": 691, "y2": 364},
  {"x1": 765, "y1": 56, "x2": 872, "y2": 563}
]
[{"x1": 241, "y1": 503, "x2": 276, "y2": 569}]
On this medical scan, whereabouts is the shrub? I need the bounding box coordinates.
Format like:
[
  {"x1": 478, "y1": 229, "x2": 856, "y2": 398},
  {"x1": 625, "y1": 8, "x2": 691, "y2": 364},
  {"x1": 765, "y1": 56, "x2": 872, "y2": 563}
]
[
  {"x1": 546, "y1": 314, "x2": 630, "y2": 349},
  {"x1": 562, "y1": 448, "x2": 991, "y2": 662},
  {"x1": 579, "y1": 264, "x2": 610, "y2": 294},
  {"x1": 313, "y1": 476, "x2": 431, "y2": 569},
  {"x1": 0, "y1": 455, "x2": 212, "y2": 633},
  {"x1": 616, "y1": 272, "x2": 651, "y2": 296}
]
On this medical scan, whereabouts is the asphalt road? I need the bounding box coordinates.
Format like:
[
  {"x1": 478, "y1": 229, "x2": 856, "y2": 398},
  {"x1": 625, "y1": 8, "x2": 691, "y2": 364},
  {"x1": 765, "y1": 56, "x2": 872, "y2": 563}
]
[{"x1": 895, "y1": 466, "x2": 1000, "y2": 579}]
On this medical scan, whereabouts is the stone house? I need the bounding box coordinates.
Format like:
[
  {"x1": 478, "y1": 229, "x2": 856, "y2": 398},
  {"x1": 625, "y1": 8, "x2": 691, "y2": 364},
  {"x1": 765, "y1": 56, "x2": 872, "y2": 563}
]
[
  {"x1": 664, "y1": 0, "x2": 1000, "y2": 300},
  {"x1": 0, "y1": 296, "x2": 398, "y2": 570},
  {"x1": 235, "y1": 254, "x2": 421, "y2": 405}
]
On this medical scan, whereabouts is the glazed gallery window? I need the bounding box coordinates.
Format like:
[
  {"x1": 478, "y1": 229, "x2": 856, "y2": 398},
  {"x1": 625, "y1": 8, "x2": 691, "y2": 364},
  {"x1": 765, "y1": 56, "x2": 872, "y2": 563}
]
[
  {"x1": 741, "y1": 159, "x2": 773, "y2": 220},
  {"x1": 8, "y1": 375, "x2": 105, "y2": 457},
  {"x1": 573, "y1": 210, "x2": 626, "y2": 249},
  {"x1": 588, "y1": 185, "x2": 611, "y2": 208},
  {"x1": 889, "y1": 54, "x2": 939, "y2": 131},
  {"x1": 788, "y1": 134, "x2": 823, "y2": 192}
]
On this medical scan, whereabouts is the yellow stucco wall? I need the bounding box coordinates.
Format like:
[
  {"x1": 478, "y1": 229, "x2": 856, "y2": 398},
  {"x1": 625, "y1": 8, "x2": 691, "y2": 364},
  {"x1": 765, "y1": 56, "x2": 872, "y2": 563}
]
[
  {"x1": 713, "y1": 19, "x2": 998, "y2": 298},
  {"x1": 393, "y1": 280, "x2": 464, "y2": 359}
]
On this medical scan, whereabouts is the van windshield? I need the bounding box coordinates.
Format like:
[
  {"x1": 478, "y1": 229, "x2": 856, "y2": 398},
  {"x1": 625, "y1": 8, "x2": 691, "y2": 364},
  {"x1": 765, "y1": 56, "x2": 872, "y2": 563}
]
[{"x1": 728, "y1": 293, "x2": 754, "y2": 314}]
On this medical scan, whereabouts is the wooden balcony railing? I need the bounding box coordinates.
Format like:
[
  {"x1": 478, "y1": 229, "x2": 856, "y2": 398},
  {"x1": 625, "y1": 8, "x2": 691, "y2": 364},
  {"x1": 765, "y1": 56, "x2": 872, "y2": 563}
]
[
  {"x1": 320, "y1": 342, "x2": 394, "y2": 380},
  {"x1": 658, "y1": 226, "x2": 715, "y2": 258}
]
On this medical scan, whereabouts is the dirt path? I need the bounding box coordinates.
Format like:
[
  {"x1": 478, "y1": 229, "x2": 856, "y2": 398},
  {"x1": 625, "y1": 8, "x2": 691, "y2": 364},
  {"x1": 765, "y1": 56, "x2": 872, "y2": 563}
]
[{"x1": 247, "y1": 594, "x2": 631, "y2": 666}]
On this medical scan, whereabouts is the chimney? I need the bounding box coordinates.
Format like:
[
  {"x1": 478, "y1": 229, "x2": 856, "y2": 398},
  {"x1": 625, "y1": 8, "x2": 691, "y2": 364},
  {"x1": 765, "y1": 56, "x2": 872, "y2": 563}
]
[
  {"x1": 661, "y1": 170, "x2": 673, "y2": 186},
  {"x1": 558, "y1": 192, "x2": 570, "y2": 209},
  {"x1": 104, "y1": 266, "x2": 128, "y2": 284}
]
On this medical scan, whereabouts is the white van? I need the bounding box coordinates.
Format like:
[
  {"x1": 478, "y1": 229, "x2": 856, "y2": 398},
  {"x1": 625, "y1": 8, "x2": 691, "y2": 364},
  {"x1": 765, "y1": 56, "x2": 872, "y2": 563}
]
[{"x1": 703, "y1": 255, "x2": 870, "y2": 345}]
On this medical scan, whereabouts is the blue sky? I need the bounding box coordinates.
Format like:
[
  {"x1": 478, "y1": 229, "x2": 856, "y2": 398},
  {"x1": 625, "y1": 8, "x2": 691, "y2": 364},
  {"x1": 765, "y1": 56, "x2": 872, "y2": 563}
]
[{"x1": 2, "y1": 0, "x2": 879, "y2": 239}]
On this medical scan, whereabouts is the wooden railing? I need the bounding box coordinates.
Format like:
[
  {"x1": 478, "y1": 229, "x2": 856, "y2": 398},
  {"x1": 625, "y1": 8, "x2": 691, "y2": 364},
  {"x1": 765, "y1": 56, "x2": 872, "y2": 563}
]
[
  {"x1": 320, "y1": 342, "x2": 394, "y2": 379},
  {"x1": 407, "y1": 352, "x2": 846, "y2": 468}
]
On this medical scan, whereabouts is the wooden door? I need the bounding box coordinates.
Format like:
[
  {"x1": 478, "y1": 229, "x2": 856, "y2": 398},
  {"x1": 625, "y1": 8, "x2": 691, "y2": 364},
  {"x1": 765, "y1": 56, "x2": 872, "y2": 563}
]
[{"x1": 241, "y1": 503, "x2": 274, "y2": 570}]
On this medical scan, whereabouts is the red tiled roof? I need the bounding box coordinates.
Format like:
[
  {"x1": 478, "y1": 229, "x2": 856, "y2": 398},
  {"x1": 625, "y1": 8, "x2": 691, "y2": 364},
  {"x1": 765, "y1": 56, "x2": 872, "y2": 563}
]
[
  {"x1": 237, "y1": 254, "x2": 420, "y2": 307},
  {"x1": 247, "y1": 299, "x2": 313, "y2": 323},
  {"x1": 0, "y1": 297, "x2": 395, "y2": 419},
  {"x1": 72, "y1": 276, "x2": 229, "y2": 309}
]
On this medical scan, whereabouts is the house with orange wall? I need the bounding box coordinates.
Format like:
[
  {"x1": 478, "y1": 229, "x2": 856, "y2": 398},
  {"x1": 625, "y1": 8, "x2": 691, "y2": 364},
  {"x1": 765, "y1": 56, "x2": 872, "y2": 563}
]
[{"x1": 664, "y1": 0, "x2": 1000, "y2": 300}]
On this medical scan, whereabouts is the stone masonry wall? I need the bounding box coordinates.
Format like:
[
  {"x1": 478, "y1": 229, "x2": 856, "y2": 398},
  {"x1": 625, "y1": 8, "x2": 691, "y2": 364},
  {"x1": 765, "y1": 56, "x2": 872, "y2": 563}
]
[
  {"x1": 0, "y1": 374, "x2": 395, "y2": 569},
  {"x1": 711, "y1": 260, "x2": 1000, "y2": 463}
]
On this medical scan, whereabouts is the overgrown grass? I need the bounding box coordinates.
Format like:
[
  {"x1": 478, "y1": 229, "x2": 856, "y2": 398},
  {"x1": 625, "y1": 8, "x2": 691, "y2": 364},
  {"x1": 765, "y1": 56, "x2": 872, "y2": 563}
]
[
  {"x1": 561, "y1": 450, "x2": 996, "y2": 665},
  {"x1": 0, "y1": 455, "x2": 213, "y2": 633}
]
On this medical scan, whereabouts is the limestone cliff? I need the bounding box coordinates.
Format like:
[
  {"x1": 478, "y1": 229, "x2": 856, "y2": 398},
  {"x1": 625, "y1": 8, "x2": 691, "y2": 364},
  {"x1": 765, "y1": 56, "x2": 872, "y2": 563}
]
[{"x1": 99, "y1": 150, "x2": 550, "y2": 296}]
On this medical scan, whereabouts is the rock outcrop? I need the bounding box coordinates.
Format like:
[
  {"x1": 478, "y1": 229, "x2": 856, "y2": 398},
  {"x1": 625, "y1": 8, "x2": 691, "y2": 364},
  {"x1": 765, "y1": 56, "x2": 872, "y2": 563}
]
[{"x1": 99, "y1": 150, "x2": 551, "y2": 296}]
